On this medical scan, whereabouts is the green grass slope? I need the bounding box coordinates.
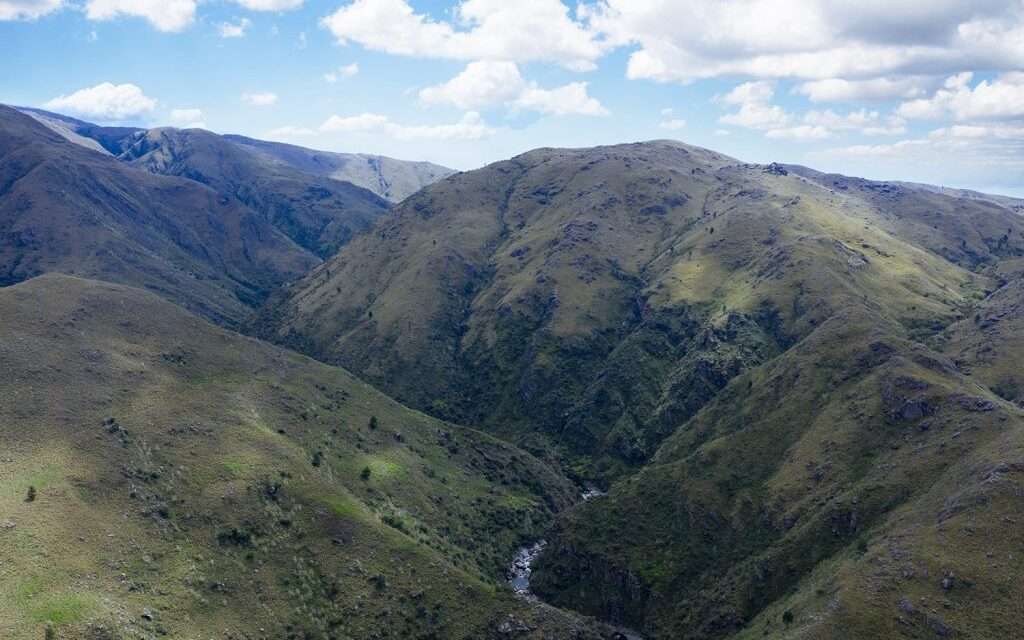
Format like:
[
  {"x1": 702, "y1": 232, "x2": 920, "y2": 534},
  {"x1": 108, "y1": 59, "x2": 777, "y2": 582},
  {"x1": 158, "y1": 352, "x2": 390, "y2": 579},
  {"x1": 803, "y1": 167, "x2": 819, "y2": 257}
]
[
  {"x1": 120, "y1": 128, "x2": 391, "y2": 258},
  {"x1": 0, "y1": 105, "x2": 319, "y2": 327},
  {"x1": 532, "y1": 304, "x2": 1024, "y2": 639},
  {"x1": 0, "y1": 274, "x2": 611, "y2": 640},
  {"x1": 257, "y1": 142, "x2": 1023, "y2": 481}
]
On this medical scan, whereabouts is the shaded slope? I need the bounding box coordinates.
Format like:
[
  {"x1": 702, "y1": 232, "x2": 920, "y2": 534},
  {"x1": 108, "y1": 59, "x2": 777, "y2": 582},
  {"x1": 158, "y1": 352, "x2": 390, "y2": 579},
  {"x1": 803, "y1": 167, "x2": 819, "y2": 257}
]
[
  {"x1": 533, "y1": 305, "x2": 1024, "y2": 639},
  {"x1": 120, "y1": 128, "x2": 391, "y2": 257},
  {"x1": 225, "y1": 134, "x2": 455, "y2": 203},
  {"x1": 257, "y1": 142, "x2": 1023, "y2": 477},
  {"x1": 0, "y1": 274, "x2": 611, "y2": 640},
  {"x1": 0, "y1": 105, "x2": 317, "y2": 326}
]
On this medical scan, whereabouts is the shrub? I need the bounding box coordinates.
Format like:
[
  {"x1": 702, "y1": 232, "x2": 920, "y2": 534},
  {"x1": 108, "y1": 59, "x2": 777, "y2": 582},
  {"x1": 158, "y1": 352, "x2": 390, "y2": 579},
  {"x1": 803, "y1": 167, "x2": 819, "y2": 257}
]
[
  {"x1": 360, "y1": 466, "x2": 372, "y2": 481},
  {"x1": 368, "y1": 416, "x2": 379, "y2": 430},
  {"x1": 26, "y1": 486, "x2": 36, "y2": 503}
]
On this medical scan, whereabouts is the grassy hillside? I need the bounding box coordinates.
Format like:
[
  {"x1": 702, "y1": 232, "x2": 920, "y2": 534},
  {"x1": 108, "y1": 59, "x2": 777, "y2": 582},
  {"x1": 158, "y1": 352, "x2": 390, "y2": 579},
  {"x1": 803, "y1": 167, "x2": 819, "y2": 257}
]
[
  {"x1": 0, "y1": 105, "x2": 319, "y2": 327},
  {"x1": 532, "y1": 305, "x2": 1024, "y2": 639},
  {"x1": 257, "y1": 142, "x2": 1023, "y2": 479},
  {"x1": 0, "y1": 274, "x2": 612, "y2": 640},
  {"x1": 255, "y1": 140, "x2": 1024, "y2": 638},
  {"x1": 120, "y1": 128, "x2": 391, "y2": 258}
]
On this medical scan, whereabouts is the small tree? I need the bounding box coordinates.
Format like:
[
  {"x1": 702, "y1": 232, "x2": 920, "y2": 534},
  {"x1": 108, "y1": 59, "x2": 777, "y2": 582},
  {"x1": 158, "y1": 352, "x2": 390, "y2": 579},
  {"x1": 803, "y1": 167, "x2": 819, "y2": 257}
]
[
  {"x1": 25, "y1": 486, "x2": 36, "y2": 503},
  {"x1": 368, "y1": 416, "x2": 379, "y2": 430},
  {"x1": 360, "y1": 466, "x2": 372, "y2": 481},
  {"x1": 44, "y1": 622, "x2": 55, "y2": 640}
]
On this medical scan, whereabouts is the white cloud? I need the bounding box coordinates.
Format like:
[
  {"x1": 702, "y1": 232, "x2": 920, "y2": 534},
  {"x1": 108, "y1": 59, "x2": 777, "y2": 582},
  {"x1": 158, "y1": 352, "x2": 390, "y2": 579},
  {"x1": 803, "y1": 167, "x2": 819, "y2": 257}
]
[
  {"x1": 319, "y1": 111, "x2": 495, "y2": 140},
  {"x1": 765, "y1": 125, "x2": 831, "y2": 140},
  {"x1": 802, "y1": 108, "x2": 905, "y2": 135},
  {"x1": 512, "y1": 81, "x2": 608, "y2": 116},
  {"x1": 265, "y1": 125, "x2": 317, "y2": 140},
  {"x1": 242, "y1": 92, "x2": 278, "y2": 106},
  {"x1": 419, "y1": 60, "x2": 524, "y2": 109},
  {"x1": 418, "y1": 60, "x2": 607, "y2": 116},
  {"x1": 795, "y1": 77, "x2": 930, "y2": 102},
  {"x1": 321, "y1": 0, "x2": 606, "y2": 71},
  {"x1": 219, "y1": 17, "x2": 251, "y2": 38},
  {"x1": 169, "y1": 108, "x2": 204, "y2": 128},
  {"x1": 719, "y1": 81, "x2": 790, "y2": 130},
  {"x1": 898, "y1": 72, "x2": 1024, "y2": 121},
  {"x1": 44, "y1": 82, "x2": 157, "y2": 120},
  {"x1": 233, "y1": 0, "x2": 302, "y2": 10},
  {"x1": 85, "y1": 0, "x2": 195, "y2": 32},
  {"x1": 584, "y1": 1, "x2": 1024, "y2": 83},
  {"x1": 0, "y1": 0, "x2": 62, "y2": 21},
  {"x1": 719, "y1": 82, "x2": 907, "y2": 140},
  {"x1": 659, "y1": 118, "x2": 686, "y2": 131},
  {"x1": 324, "y1": 63, "x2": 360, "y2": 83}
]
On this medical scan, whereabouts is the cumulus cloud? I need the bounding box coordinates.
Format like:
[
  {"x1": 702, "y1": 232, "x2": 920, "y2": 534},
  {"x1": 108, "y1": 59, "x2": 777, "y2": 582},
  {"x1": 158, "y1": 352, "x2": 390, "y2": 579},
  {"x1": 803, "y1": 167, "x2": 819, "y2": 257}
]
[
  {"x1": 583, "y1": 0, "x2": 1024, "y2": 83},
  {"x1": 233, "y1": 0, "x2": 302, "y2": 10},
  {"x1": 44, "y1": 82, "x2": 157, "y2": 120},
  {"x1": 718, "y1": 81, "x2": 790, "y2": 130},
  {"x1": 324, "y1": 63, "x2": 360, "y2": 83},
  {"x1": 169, "y1": 108, "x2": 204, "y2": 128},
  {"x1": 898, "y1": 72, "x2": 1024, "y2": 121},
  {"x1": 795, "y1": 77, "x2": 931, "y2": 102},
  {"x1": 319, "y1": 111, "x2": 495, "y2": 140},
  {"x1": 85, "y1": 0, "x2": 195, "y2": 32},
  {"x1": 265, "y1": 125, "x2": 317, "y2": 139},
  {"x1": 0, "y1": 0, "x2": 62, "y2": 21},
  {"x1": 418, "y1": 60, "x2": 607, "y2": 116},
  {"x1": 242, "y1": 92, "x2": 278, "y2": 106},
  {"x1": 719, "y1": 81, "x2": 907, "y2": 140},
  {"x1": 765, "y1": 125, "x2": 831, "y2": 140},
  {"x1": 820, "y1": 127, "x2": 1024, "y2": 197},
  {"x1": 219, "y1": 17, "x2": 251, "y2": 38},
  {"x1": 322, "y1": 0, "x2": 606, "y2": 71}
]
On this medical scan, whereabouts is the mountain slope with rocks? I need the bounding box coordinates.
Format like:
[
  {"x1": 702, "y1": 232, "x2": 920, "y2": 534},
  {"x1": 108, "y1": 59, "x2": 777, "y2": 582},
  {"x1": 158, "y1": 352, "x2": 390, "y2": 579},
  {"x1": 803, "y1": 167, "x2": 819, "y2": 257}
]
[
  {"x1": 0, "y1": 274, "x2": 614, "y2": 640},
  {"x1": 224, "y1": 135, "x2": 455, "y2": 203},
  {"x1": 118, "y1": 127, "x2": 391, "y2": 258},
  {"x1": 0, "y1": 105, "x2": 318, "y2": 326},
  {"x1": 256, "y1": 140, "x2": 1024, "y2": 638}
]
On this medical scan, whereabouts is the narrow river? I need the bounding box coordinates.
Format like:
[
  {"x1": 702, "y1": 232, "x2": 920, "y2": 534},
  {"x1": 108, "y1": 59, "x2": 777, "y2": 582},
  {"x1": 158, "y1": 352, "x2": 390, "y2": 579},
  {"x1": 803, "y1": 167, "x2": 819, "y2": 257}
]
[{"x1": 506, "y1": 485, "x2": 605, "y2": 597}]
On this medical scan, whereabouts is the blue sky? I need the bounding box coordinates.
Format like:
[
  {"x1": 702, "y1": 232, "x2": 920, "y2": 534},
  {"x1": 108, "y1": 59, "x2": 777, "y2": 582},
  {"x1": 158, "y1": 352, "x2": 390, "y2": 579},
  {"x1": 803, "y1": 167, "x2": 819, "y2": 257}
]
[{"x1": 3, "y1": 0, "x2": 1024, "y2": 195}]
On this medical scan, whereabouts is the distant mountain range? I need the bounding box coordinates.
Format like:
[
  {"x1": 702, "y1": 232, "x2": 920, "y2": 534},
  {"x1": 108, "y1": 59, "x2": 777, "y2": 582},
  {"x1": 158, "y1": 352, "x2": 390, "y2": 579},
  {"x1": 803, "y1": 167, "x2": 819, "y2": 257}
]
[
  {"x1": 1, "y1": 105, "x2": 453, "y2": 326},
  {"x1": 19, "y1": 107, "x2": 454, "y2": 203}
]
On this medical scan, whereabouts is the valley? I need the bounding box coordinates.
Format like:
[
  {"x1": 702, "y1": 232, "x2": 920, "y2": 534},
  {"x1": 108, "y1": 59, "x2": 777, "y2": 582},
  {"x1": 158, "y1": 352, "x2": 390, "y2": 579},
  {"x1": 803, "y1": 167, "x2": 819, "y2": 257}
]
[{"x1": 2, "y1": 105, "x2": 1023, "y2": 640}]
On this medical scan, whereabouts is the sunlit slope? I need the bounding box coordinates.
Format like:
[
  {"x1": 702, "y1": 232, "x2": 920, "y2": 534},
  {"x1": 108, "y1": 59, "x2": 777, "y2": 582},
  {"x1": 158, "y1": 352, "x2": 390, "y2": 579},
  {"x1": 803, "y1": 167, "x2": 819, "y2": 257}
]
[
  {"x1": 0, "y1": 274, "x2": 606, "y2": 640},
  {"x1": 258, "y1": 142, "x2": 1022, "y2": 478}
]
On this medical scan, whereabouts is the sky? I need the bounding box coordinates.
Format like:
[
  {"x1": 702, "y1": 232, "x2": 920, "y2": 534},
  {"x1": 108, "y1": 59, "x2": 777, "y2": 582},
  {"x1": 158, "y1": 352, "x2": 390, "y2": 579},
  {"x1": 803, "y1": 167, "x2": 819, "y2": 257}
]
[{"x1": 2, "y1": 0, "x2": 1024, "y2": 196}]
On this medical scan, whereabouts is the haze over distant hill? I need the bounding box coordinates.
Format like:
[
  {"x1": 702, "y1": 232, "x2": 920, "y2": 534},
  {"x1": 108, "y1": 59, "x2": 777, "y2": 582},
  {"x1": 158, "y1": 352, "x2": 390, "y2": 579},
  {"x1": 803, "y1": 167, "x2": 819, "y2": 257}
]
[
  {"x1": 225, "y1": 134, "x2": 455, "y2": 203},
  {"x1": 1, "y1": 105, "x2": 455, "y2": 325},
  {"x1": 0, "y1": 105, "x2": 318, "y2": 326},
  {"x1": 17, "y1": 106, "x2": 454, "y2": 203}
]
